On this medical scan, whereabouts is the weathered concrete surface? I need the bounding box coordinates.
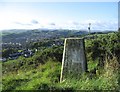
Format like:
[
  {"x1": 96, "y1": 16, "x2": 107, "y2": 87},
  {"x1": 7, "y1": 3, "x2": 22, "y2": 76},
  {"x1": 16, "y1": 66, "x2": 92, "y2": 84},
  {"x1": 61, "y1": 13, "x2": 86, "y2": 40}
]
[{"x1": 60, "y1": 38, "x2": 87, "y2": 82}]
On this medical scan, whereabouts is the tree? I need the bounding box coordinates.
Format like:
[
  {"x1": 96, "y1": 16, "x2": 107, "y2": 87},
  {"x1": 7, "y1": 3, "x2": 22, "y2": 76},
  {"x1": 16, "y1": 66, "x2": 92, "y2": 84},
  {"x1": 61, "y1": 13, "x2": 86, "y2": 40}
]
[{"x1": 2, "y1": 49, "x2": 17, "y2": 58}]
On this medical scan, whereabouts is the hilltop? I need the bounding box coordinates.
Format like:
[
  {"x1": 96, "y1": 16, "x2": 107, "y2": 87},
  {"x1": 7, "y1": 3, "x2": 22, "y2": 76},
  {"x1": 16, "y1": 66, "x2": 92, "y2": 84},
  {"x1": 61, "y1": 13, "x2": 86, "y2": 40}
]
[{"x1": 1, "y1": 30, "x2": 120, "y2": 91}]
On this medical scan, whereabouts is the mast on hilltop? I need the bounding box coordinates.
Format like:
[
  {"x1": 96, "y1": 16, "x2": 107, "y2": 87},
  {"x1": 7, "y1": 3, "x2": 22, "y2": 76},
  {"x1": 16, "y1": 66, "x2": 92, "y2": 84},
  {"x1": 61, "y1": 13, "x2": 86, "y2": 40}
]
[{"x1": 88, "y1": 23, "x2": 91, "y2": 35}]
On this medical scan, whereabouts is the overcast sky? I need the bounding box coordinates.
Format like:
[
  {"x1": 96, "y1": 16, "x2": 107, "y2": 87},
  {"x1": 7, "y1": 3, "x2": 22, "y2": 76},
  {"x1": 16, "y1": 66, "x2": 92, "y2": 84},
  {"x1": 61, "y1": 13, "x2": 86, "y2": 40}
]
[{"x1": 0, "y1": 2, "x2": 118, "y2": 31}]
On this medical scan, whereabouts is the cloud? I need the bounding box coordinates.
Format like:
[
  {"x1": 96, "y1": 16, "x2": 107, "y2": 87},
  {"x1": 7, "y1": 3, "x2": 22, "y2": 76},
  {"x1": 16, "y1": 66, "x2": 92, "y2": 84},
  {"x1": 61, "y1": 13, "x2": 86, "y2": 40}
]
[
  {"x1": 79, "y1": 19, "x2": 118, "y2": 30},
  {"x1": 67, "y1": 21, "x2": 79, "y2": 25},
  {"x1": 31, "y1": 20, "x2": 39, "y2": 24},
  {"x1": 14, "y1": 19, "x2": 39, "y2": 26},
  {"x1": 13, "y1": 19, "x2": 117, "y2": 31},
  {"x1": 72, "y1": 22, "x2": 79, "y2": 25},
  {"x1": 49, "y1": 23, "x2": 56, "y2": 26},
  {"x1": 14, "y1": 22, "x2": 32, "y2": 26}
]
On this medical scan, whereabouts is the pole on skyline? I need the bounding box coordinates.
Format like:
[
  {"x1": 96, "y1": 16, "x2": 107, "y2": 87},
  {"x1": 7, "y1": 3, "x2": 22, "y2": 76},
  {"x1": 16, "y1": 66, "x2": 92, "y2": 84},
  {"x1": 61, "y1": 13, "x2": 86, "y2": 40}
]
[{"x1": 88, "y1": 23, "x2": 91, "y2": 35}]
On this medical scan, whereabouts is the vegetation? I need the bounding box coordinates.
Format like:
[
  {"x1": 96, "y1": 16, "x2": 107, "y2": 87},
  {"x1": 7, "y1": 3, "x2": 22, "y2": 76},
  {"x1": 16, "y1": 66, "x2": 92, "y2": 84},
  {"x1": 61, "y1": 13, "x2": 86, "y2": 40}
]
[{"x1": 2, "y1": 31, "x2": 120, "y2": 91}]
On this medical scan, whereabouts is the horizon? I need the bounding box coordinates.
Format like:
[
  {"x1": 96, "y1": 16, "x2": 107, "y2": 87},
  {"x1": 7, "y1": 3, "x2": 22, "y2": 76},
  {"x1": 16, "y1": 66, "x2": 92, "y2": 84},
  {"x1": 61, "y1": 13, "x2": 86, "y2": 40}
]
[
  {"x1": 0, "y1": 2, "x2": 118, "y2": 31},
  {"x1": 1, "y1": 28, "x2": 117, "y2": 33}
]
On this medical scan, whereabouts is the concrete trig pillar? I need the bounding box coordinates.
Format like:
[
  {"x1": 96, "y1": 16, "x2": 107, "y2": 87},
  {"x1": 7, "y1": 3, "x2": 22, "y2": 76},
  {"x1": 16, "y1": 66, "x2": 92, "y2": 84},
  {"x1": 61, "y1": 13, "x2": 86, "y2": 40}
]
[{"x1": 60, "y1": 38, "x2": 87, "y2": 82}]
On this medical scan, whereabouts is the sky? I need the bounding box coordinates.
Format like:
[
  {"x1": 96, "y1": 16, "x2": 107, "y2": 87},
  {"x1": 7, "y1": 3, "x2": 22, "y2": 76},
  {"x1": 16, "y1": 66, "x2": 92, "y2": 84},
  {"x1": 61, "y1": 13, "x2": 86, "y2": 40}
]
[{"x1": 0, "y1": 2, "x2": 118, "y2": 31}]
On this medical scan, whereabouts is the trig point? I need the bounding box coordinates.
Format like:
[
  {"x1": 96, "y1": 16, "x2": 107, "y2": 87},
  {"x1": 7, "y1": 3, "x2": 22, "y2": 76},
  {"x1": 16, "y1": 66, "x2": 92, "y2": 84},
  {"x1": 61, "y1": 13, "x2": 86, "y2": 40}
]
[{"x1": 60, "y1": 38, "x2": 87, "y2": 82}]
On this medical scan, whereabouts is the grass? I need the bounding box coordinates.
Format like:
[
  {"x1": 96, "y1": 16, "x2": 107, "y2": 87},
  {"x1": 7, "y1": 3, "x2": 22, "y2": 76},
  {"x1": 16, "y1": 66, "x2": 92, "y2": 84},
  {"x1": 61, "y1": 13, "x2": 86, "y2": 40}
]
[
  {"x1": 2, "y1": 60, "x2": 61, "y2": 90},
  {"x1": 2, "y1": 56, "x2": 120, "y2": 91}
]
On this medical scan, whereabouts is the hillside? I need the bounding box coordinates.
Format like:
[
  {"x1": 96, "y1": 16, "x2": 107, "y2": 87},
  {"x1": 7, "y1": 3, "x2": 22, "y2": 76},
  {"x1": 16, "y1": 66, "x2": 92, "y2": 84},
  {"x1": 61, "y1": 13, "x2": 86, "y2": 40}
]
[
  {"x1": 1, "y1": 31, "x2": 120, "y2": 91},
  {"x1": 2, "y1": 29, "x2": 88, "y2": 43}
]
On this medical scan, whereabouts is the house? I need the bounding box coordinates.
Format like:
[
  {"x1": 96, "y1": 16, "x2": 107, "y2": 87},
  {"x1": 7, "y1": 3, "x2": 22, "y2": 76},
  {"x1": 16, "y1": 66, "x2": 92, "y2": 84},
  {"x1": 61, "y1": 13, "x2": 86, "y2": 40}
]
[
  {"x1": 0, "y1": 58, "x2": 7, "y2": 62},
  {"x1": 9, "y1": 52, "x2": 22, "y2": 60},
  {"x1": 8, "y1": 49, "x2": 34, "y2": 60},
  {"x1": 23, "y1": 49, "x2": 33, "y2": 58}
]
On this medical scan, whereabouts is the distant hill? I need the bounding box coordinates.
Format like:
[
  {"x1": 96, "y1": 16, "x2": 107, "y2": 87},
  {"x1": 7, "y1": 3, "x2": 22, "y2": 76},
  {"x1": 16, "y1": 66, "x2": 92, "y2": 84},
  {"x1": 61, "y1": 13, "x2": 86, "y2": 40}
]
[
  {"x1": 2, "y1": 28, "x2": 116, "y2": 46},
  {"x1": 2, "y1": 29, "x2": 88, "y2": 44}
]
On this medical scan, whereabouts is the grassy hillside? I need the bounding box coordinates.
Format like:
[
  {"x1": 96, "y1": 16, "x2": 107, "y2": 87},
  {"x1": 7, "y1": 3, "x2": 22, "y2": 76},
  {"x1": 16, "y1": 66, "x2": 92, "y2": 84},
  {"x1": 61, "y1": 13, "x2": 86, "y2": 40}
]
[{"x1": 2, "y1": 32, "x2": 120, "y2": 91}]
